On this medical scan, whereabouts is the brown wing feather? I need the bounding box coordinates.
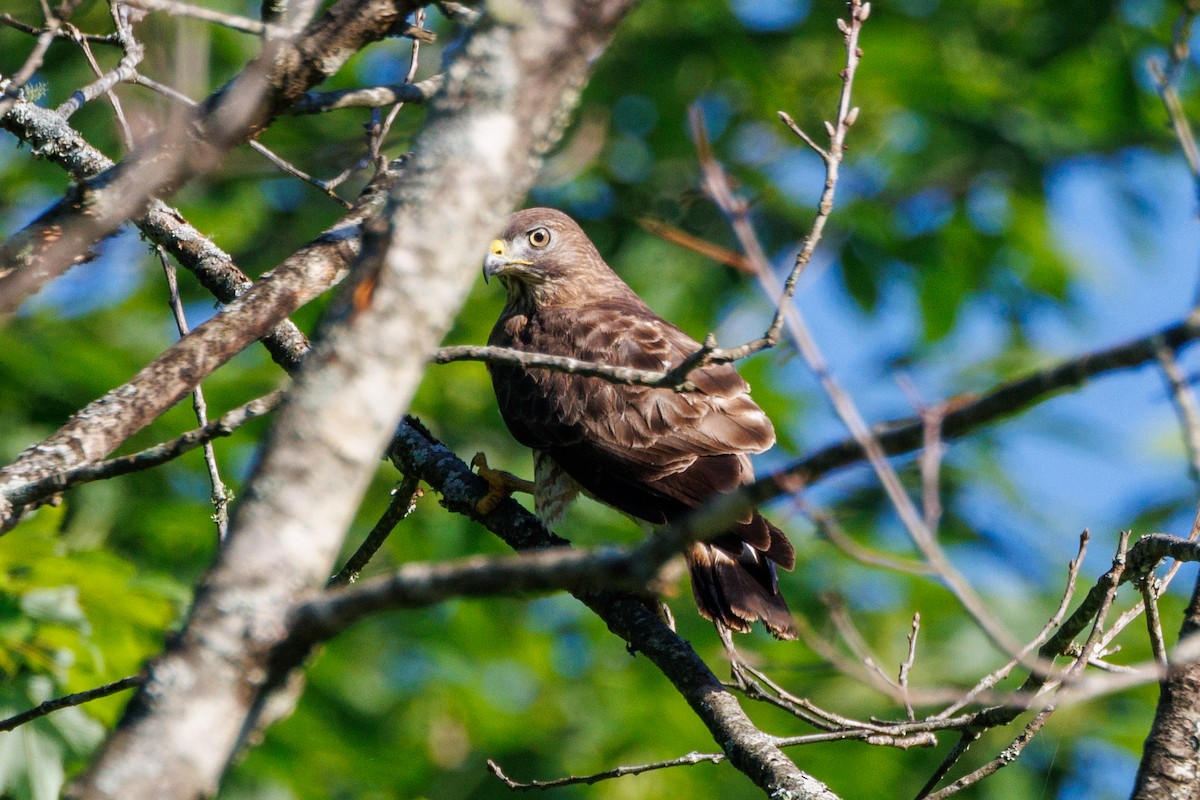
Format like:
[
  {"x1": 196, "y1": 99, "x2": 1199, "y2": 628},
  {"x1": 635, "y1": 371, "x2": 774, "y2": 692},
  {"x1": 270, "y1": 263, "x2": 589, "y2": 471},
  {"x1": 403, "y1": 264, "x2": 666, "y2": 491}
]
[{"x1": 489, "y1": 269, "x2": 795, "y2": 638}]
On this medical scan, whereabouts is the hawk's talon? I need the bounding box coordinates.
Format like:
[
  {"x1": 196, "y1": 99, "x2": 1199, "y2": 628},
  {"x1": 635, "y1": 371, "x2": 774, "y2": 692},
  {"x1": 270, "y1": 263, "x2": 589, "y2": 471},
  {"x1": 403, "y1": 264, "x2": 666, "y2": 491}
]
[
  {"x1": 471, "y1": 452, "x2": 534, "y2": 515},
  {"x1": 657, "y1": 600, "x2": 676, "y2": 633}
]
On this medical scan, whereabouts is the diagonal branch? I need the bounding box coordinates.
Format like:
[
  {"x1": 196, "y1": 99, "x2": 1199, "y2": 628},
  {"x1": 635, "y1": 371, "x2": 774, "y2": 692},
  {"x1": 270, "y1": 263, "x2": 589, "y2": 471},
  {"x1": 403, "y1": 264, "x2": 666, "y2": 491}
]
[
  {"x1": 68, "y1": 6, "x2": 744, "y2": 800},
  {"x1": 6, "y1": 391, "x2": 282, "y2": 507},
  {"x1": 0, "y1": 90, "x2": 311, "y2": 371},
  {"x1": 0, "y1": 674, "x2": 145, "y2": 734},
  {"x1": 0, "y1": 0, "x2": 419, "y2": 320},
  {"x1": 386, "y1": 418, "x2": 840, "y2": 800},
  {"x1": 0, "y1": 169, "x2": 395, "y2": 525}
]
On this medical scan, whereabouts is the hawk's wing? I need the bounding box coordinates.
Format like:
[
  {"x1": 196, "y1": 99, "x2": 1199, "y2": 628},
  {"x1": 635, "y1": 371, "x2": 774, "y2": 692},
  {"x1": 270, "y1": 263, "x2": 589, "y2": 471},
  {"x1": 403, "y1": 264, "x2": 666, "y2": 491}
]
[{"x1": 490, "y1": 298, "x2": 790, "y2": 559}]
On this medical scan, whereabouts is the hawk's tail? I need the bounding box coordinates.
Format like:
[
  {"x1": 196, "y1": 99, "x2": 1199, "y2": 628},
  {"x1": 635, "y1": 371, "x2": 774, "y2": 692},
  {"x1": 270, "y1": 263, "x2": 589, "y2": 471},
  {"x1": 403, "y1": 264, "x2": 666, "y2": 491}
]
[{"x1": 686, "y1": 513, "x2": 797, "y2": 640}]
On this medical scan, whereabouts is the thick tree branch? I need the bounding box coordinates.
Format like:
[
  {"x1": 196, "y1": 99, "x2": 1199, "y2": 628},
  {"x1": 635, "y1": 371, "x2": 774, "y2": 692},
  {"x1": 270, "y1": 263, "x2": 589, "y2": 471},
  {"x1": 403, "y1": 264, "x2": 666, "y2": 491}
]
[
  {"x1": 386, "y1": 419, "x2": 840, "y2": 799},
  {"x1": 67, "y1": 3, "x2": 655, "y2": 797},
  {"x1": 1131, "y1": 572, "x2": 1200, "y2": 799}
]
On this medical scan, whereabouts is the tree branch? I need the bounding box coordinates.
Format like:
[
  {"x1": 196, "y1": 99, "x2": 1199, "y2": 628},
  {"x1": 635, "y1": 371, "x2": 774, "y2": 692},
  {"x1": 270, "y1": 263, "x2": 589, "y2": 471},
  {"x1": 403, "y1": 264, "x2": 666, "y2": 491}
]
[
  {"x1": 386, "y1": 418, "x2": 840, "y2": 799},
  {"x1": 0, "y1": 0, "x2": 419, "y2": 319},
  {"x1": 0, "y1": 675, "x2": 144, "y2": 734},
  {"x1": 0, "y1": 92, "x2": 311, "y2": 371},
  {"x1": 288, "y1": 74, "x2": 444, "y2": 114},
  {"x1": 6, "y1": 391, "x2": 282, "y2": 508},
  {"x1": 66, "y1": 3, "x2": 666, "y2": 797},
  {"x1": 0, "y1": 168, "x2": 394, "y2": 527}
]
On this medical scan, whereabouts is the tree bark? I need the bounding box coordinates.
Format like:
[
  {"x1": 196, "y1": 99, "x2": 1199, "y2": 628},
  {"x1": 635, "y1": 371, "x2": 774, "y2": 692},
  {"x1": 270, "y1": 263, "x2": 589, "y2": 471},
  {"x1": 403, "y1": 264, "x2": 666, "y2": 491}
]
[
  {"x1": 1132, "y1": 574, "x2": 1200, "y2": 800},
  {"x1": 65, "y1": 2, "x2": 638, "y2": 797}
]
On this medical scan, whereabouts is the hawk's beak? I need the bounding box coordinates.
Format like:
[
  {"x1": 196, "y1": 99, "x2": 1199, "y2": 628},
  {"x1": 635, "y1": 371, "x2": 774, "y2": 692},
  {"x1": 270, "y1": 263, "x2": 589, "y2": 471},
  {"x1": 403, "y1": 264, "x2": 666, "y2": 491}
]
[{"x1": 482, "y1": 239, "x2": 532, "y2": 284}]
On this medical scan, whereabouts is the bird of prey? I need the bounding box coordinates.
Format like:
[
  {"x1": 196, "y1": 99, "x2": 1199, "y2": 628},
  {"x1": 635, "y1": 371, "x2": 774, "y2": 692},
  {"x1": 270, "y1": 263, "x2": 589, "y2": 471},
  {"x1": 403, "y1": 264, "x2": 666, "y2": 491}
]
[{"x1": 478, "y1": 207, "x2": 796, "y2": 639}]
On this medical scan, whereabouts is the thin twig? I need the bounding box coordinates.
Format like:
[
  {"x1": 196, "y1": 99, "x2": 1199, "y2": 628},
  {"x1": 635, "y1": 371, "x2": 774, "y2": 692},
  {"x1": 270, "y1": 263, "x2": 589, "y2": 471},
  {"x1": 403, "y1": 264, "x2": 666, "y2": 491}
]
[
  {"x1": 822, "y1": 592, "x2": 901, "y2": 691},
  {"x1": 802, "y1": 503, "x2": 933, "y2": 575},
  {"x1": 249, "y1": 140, "x2": 353, "y2": 208},
  {"x1": 0, "y1": 674, "x2": 144, "y2": 733},
  {"x1": 904, "y1": 379, "x2": 946, "y2": 531},
  {"x1": 369, "y1": 6, "x2": 425, "y2": 159},
  {"x1": 328, "y1": 475, "x2": 421, "y2": 587},
  {"x1": 6, "y1": 392, "x2": 282, "y2": 507},
  {"x1": 130, "y1": 72, "x2": 352, "y2": 208},
  {"x1": 900, "y1": 612, "x2": 920, "y2": 721},
  {"x1": 56, "y1": 5, "x2": 143, "y2": 120},
  {"x1": 1141, "y1": 577, "x2": 1169, "y2": 673},
  {"x1": 0, "y1": 13, "x2": 119, "y2": 45},
  {"x1": 638, "y1": 216, "x2": 755, "y2": 275},
  {"x1": 0, "y1": 0, "x2": 85, "y2": 117},
  {"x1": 1157, "y1": 342, "x2": 1200, "y2": 482},
  {"x1": 124, "y1": 0, "x2": 289, "y2": 37},
  {"x1": 1148, "y1": 59, "x2": 1200, "y2": 186},
  {"x1": 67, "y1": 18, "x2": 134, "y2": 148},
  {"x1": 934, "y1": 530, "x2": 1089, "y2": 720},
  {"x1": 913, "y1": 731, "x2": 980, "y2": 800},
  {"x1": 921, "y1": 712, "x2": 1051, "y2": 800},
  {"x1": 157, "y1": 247, "x2": 232, "y2": 542},
  {"x1": 486, "y1": 752, "x2": 726, "y2": 791}
]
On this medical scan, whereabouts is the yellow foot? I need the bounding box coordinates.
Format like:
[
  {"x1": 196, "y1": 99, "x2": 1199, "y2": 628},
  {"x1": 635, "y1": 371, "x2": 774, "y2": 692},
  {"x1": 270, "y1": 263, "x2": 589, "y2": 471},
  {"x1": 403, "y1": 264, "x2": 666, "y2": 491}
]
[{"x1": 471, "y1": 452, "x2": 535, "y2": 515}]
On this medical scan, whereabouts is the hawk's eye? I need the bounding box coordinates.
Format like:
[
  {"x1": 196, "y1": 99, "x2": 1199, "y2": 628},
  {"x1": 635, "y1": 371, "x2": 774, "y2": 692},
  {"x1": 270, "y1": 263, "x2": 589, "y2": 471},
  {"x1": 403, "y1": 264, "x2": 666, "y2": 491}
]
[{"x1": 528, "y1": 228, "x2": 551, "y2": 248}]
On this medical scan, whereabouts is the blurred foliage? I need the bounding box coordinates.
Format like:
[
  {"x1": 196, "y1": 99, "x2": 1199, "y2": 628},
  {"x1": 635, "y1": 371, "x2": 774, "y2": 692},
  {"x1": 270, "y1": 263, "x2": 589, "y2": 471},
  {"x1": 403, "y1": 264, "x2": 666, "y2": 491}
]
[{"x1": 0, "y1": 0, "x2": 1197, "y2": 798}]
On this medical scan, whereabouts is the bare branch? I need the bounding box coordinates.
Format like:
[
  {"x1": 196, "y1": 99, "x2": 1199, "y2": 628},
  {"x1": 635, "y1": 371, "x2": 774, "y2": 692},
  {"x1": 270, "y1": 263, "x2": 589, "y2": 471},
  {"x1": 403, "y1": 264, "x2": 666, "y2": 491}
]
[
  {"x1": 900, "y1": 613, "x2": 921, "y2": 721},
  {"x1": 0, "y1": 79, "x2": 312, "y2": 372},
  {"x1": 0, "y1": 13, "x2": 119, "y2": 45},
  {"x1": 7, "y1": 392, "x2": 282, "y2": 509},
  {"x1": 328, "y1": 475, "x2": 421, "y2": 587},
  {"x1": 1141, "y1": 577, "x2": 1169, "y2": 673},
  {"x1": 158, "y1": 247, "x2": 233, "y2": 542},
  {"x1": 638, "y1": 216, "x2": 754, "y2": 274},
  {"x1": 124, "y1": 0, "x2": 289, "y2": 37},
  {"x1": 55, "y1": 9, "x2": 143, "y2": 119},
  {"x1": 434, "y1": 344, "x2": 704, "y2": 390},
  {"x1": 0, "y1": 674, "x2": 144, "y2": 734},
  {"x1": 1157, "y1": 342, "x2": 1200, "y2": 482},
  {"x1": 0, "y1": 0, "x2": 419, "y2": 320},
  {"x1": 296, "y1": 544, "x2": 672, "y2": 643},
  {"x1": 288, "y1": 74, "x2": 444, "y2": 114},
  {"x1": 803, "y1": 503, "x2": 933, "y2": 576},
  {"x1": 921, "y1": 711, "x2": 1052, "y2": 800},
  {"x1": 935, "y1": 530, "x2": 1089, "y2": 720},
  {"x1": 0, "y1": 0, "x2": 84, "y2": 117},
  {"x1": 0, "y1": 168, "x2": 393, "y2": 523},
  {"x1": 130, "y1": 73, "x2": 354, "y2": 208},
  {"x1": 487, "y1": 752, "x2": 726, "y2": 791}
]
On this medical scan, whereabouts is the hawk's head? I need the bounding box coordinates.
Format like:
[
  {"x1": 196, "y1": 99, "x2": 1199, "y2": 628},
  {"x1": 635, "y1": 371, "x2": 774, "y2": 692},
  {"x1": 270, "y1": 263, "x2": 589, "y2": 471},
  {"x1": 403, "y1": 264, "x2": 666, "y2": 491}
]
[{"x1": 483, "y1": 208, "x2": 623, "y2": 309}]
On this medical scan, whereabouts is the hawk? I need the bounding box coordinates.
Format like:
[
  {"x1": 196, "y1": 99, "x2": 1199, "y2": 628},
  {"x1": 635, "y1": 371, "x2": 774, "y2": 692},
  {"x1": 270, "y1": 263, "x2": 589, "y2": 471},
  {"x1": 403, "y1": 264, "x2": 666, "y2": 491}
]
[{"x1": 479, "y1": 208, "x2": 796, "y2": 639}]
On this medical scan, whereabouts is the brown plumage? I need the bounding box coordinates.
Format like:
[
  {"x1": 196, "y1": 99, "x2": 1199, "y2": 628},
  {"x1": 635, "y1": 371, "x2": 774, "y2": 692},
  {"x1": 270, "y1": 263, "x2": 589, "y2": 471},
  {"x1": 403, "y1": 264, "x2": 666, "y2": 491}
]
[{"x1": 483, "y1": 208, "x2": 796, "y2": 639}]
